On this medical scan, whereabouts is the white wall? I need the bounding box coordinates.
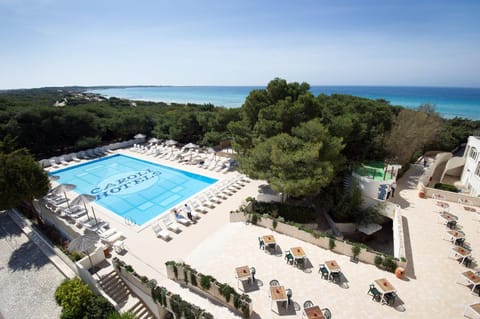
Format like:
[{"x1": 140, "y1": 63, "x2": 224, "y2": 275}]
[{"x1": 460, "y1": 136, "x2": 480, "y2": 196}]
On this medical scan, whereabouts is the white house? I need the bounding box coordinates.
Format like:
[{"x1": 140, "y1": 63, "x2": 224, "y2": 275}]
[{"x1": 460, "y1": 136, "x2": 480, "y2": 196}]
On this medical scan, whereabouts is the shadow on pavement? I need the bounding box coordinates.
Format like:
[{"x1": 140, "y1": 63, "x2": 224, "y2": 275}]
[
  {"x1": 8, "y1": 240, "x2": 50, "y2": 271},
  {"x1": 401, "y1": 216, "x2": 416, "y2": 279}
]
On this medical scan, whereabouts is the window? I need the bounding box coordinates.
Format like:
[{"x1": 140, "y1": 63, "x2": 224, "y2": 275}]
[
  {"x1": 475, "y1": 163, "x2": 480, "y2": 177},
  {"x1": 470, "y1": 147, "x2": 478, "y2": 160}
]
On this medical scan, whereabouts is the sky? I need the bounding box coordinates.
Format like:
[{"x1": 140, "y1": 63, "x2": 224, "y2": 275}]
[{"x1": 1, "y1": 0, "x2": 479, "y2": 89}]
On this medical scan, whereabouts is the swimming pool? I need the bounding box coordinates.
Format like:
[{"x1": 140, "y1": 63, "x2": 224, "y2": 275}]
[{"x1": 50, "y1": 154, "x2": 217, "y2": 225}]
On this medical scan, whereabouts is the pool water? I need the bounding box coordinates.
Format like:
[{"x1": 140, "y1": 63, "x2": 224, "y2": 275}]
[
  {"x1": 50, "y1": 154, "x2": 217, "y2": 225},
  {"x1": 355, "y1": 162, "x2": 393, "y2": 181}
]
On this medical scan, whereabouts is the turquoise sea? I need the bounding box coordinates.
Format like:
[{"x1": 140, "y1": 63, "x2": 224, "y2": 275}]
[{"x1": 89, "y1": 86, "x2": 480, "y2": 120}]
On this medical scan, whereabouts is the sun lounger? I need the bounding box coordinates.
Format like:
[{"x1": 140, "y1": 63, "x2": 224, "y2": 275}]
[
  {"x1": 58, "y1": 156, "x2": 70, "y2": 165},
  {"x1": 196, "y1": 196, "x2": 215, "y2": 209},
  {"x1": 188, "y1": 201, "x2": 208, "y2": 214},
  {"x1": 103, "y1": 232, "x2": 124, "y2": 244},
  {"x1": 64, "y1": 205, "x2": 85, "y2": 215},
  {"x1": 152, "y1": 223, "x2": 171, "y2": 240},
  {"x1": 174, "y1": 213, "x2": 191, "y2": 226},
  {"x1": 98, "y1": 227, "x2": 118, "y2": 239},
  {"x1": 205, "y1": 191, "x2": 222, "y2": 204},
  {"x1": 162, "y1": 216, "x2": 181, "y2": 233},
  {"x1": 47, "y1": 196, "x2": 68, "y2": 206},
  {"x1": 212, "y1": 187, "x2": 229, "y2": 199}
]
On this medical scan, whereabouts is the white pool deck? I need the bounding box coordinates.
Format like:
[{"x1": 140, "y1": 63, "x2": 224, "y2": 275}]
[{"x1": 51, "y1": 151, "x2": 480, "y2": 318}]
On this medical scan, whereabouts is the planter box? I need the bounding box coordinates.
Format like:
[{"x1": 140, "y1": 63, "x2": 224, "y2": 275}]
[{"x1": 166, "y1": 263, "x2": 252, "y2": 318}]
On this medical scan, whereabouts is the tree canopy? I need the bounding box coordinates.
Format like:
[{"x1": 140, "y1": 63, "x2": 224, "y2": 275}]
[
  {"x1": 384, "y1": 105, "x2": 443, "y2": 164},
  {"x1": 0, "y1": 148, "x2": 49, "y2": 210}
]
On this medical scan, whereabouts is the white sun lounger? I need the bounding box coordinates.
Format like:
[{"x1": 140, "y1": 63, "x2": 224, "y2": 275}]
[
  {"x1": 188, "y1": 201, "x2": 208, "y2": 214},
  {"x1": 205, "y1": 191, "x2": 222, "y2": 204},
  {"x1": 103, "y1": 232, "x2": 124, "y2": 244},
  {"x1": 98, "y1": 227, "x2": 118, "y2": 239},
  {"x1": 196, "y1": 196, "x2": 215, "y2": 209},
  {"x1": 175, "y1": 213, "x2": 191, "y2": 226},
  {"x1": 152, "y1": 223, "x2": 171, "y2": 240},
  {"x1": 162, "y1": 217, "x2": 181, "y2": 233}
]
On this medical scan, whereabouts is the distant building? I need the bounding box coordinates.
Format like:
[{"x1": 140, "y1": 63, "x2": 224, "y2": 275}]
[{"x1": 460, "y1": 136, "x2": 480, "y2": 196}]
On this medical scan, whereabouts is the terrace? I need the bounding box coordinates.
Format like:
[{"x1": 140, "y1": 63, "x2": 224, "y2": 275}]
[{"x1": 40, "y1": 147, "x2": 480, "y2": 318}]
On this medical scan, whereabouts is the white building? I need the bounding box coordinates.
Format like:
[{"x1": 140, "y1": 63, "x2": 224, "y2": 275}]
[{"x1": 460, "y1": 136, "x2": 480, "y2": 196}]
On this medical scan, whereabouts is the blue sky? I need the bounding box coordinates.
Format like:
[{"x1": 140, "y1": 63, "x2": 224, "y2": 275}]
[{"x1": 1, "y1": 0, "x2": 479, "y2": 88}]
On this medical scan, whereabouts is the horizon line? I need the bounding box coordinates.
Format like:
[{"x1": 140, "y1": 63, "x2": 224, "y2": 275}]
[{"x1": 2, "y1": 83, "x2": 480, "y2": 91}]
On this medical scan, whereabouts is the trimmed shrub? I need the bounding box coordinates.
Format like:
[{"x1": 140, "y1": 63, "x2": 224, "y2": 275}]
[
  {"x1": 55, "y1": 278, "x2": 115, "y2": 319},
  {"x1": 434, "y1": 183, "x2": 460, "y2": 193},
  {"x1": 374, "y1": 255, "x2": 383, "y2": 267}
]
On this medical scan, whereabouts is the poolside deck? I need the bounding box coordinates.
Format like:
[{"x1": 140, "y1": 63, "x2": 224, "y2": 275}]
[{"x1": 50, "y1": 151, "x2": 480, "y2": 318}]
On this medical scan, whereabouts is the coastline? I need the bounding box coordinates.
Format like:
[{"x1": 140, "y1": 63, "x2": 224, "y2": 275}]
[{"x1": 88, "y1": 85, "x2": 480, "y2": 120}]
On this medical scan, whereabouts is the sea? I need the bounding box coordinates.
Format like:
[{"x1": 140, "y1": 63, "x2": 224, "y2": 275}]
[{"x1": 89, "y1": 86, "x2": 480, "y2": 120}]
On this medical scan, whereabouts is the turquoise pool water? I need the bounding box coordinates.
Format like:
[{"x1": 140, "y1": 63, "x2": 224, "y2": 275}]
[{"x1": 50, "y1": 154, "x2": 217, "y2": 225}]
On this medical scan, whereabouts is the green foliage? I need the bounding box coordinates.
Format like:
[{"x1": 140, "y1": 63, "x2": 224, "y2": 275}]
[
  {"x1": 328, "y1": 181, "x2": 383, "y2": 224},
  {"x1": 272, "y1": 218, "x2": 278, "y2": 230},
  {"x1": 434, "y1": 183, "x2": 460, "y2": 193},
  {"x1": 124, "y1": 265, "x2": 134, "y2": 273},
  {"x1": 352, "y1": 244, "x2": 361, "y2": 257},
  {"x1": 200, "y1": 275, "x2": 213, "y2": 290},
  {"x1": 107, "y1": 312, "x2": 136, "y2": 319},
  {"x1": 250, "y1": 213, "x2": 260, "y2": 225},
  {"x1": 329, "y1": 238, "x2": 336, "y2": 250},
  {"x1": 374, "y1": 255, "x2": 383, "y2": 267},
  {"x1": 382, "y1": 256, "x2": 398, "y2": 273},
  {"x1": 55, "y1": 278, "x2": 115, "y2": 319},
  {"x1": 252, "y1": 201, "x2": 316, "y2": 224},
  {"x1": 0, "y1": 148, "x2": 49, "y2": 210},
  {"x1": 237, "y1": 118, "x2": 345, "y2": 197},
  {"x1": 219, "y1": 284, "x2": 235, "y2": 303},
  {"x1": 85, "y1": 295, "x2": 116, "y2": 319}
]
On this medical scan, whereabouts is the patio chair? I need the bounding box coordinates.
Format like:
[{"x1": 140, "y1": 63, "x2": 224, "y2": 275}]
[
  {"x1": 318, "y1": 264, "x2": 329, "y2": 280},
  {"x1": 258, "y1": 237, "x2": 265, "y2": 250},
  {"x1": 321, "y1": 308, "x2": 332, "y2": 319},
  {"x1": 367, "y1": 284, "x2": 381, "y2": 302},
  {"x1": 269, "y1": 279, "x2": 280, "y2": 287},
  {"x1": 295, "y1": 257, "x2": 305, "y2": 269},
  {"x1": 330, "y1": 271, "x2": 341, "y2": 283},
  {"x1": 455, "y1": 237, "x2": 466, "y2": 247},
  {"x1": 447, "y1": 220, "x2": 457, "y2": 229},
  {"x1": 286, "y1": 288, "x2": 292, "y2": 306},
  {"x1": 383, "y1": 292, "x2": 397, "y2": 306},
  {"x1": 303, "y1": 300, "x2": 314, "y2": 309},
  {"x1": 250, "y1": 267, "x2": 256, "y2": 283},
  {"x1": 285, "y1": 251, "x2": 294, "y2": 264}
]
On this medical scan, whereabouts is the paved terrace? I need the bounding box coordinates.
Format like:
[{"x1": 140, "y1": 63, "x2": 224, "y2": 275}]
[{"x1": 50, "y1": 151, "x2": 479, "y2": 318}]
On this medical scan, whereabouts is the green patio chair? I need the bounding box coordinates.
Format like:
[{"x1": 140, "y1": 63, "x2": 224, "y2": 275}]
[
  {"x1": 367, "y1": 284, "x2": 381, "y2": 302},
  {"x1": 285, "y1": 251, "x2": 294, "y2": 264},
  {"x1": 318, "y1": 264, "x2": 329, "y2": 280}
]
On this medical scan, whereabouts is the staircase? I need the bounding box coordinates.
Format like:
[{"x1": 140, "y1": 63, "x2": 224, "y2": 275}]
[
  {"x1": 128, "y1": 300, "x2": 155, "y2": 319},
  {"x1": 98, "y1": 271, "x2": 131, "y2": 305},
  {"x1": 98, "y1": 271, "x2": 155, "y2": 318}
]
